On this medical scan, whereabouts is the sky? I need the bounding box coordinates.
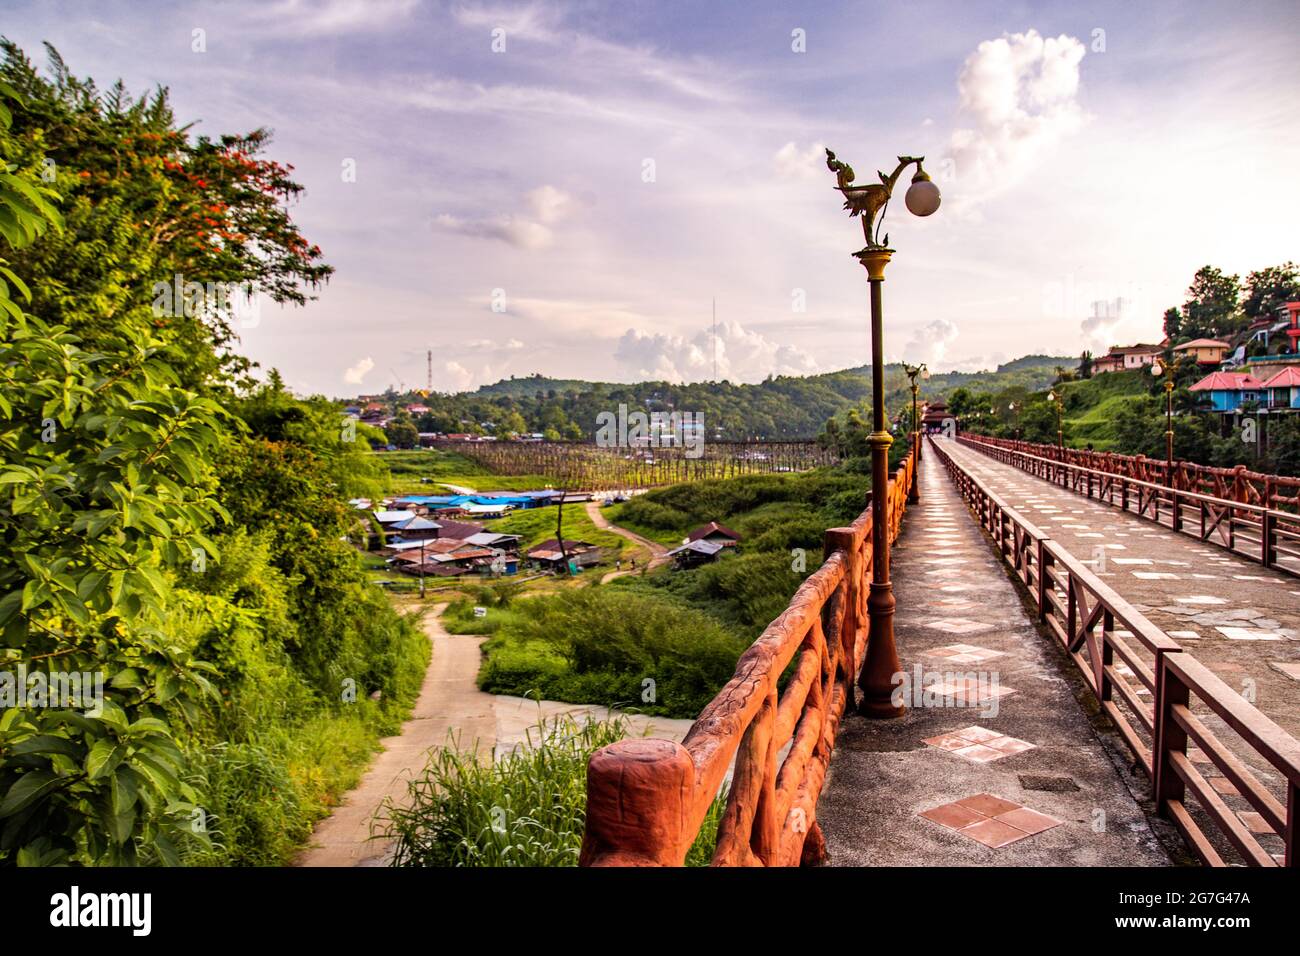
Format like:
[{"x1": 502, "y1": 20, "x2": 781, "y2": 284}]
[{"x1": 3, "y1": 0, "x2": 1299, "y2": 396}]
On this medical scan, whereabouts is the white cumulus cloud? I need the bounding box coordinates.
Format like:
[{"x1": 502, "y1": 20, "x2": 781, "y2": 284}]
[
  {"x1": 343, "y1": 356, "x2": 374, "y2": 385},
  {"x1": 947, "y1": 30, "x2": 1088, "y2": 204},
  {"x1": 774, "y1": 141, "x2": 827, "y2": 180},
  {"x1": 434, "y1": 185, "x2": 572, "y2": 250},
  {"x1": 613, "y1": 319, "x2": 819, "y2": 383},
  {"x1": 900, "y1": 319, "x2": 960, "y2": 366}
]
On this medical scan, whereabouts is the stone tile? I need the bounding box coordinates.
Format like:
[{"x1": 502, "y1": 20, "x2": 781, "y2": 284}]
[
  {"x1": 1237, "y1": 812, "x2": 1272, "y2": 835},
  {"x1": 1270, "y1": 661, "x2": 1300, "y2": 681},
  {"x1": 993, "y1": 806, "x2": 1061, "y2": 835},
  {"x1": 1209, "y1": 776, "x2": 1239, "y2": 797},
  {"x1": 962, "y1": 818, "x2": 1032, "y2": 848},
  {"x1": 1216, "y1": 626, "x2": 1281, "y2": 641},
  {"x1": 919, "y1": 802, "x2": 985, "y2": 830},
  {"x1": 952, "y1": 743, "x2": 1006, "y2": 762},
  {"x1": 956, "y1": 793, "x2": 1021, "y2": 817},
  {"x1": 924, "y1": 618, "x2": 995, "y2": 635}
]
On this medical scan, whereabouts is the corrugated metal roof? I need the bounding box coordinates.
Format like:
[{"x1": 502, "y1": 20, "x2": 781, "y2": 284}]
[{"x1": 668, "y1": 539, "x2": 724, "y2": 557}]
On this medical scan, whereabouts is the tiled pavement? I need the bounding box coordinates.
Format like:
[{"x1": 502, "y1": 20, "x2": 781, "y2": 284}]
[
  {"x1": 940, "y1": 437, "x2": 1300, "y2": 745},
  {"x1": 818, "y1": 452, "x2": 1172, "y2": 865}
]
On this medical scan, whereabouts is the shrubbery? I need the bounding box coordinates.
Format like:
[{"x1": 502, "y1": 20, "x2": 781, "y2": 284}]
[{"x1": 385, "y1": 715, "x2": 725, "y2": 866}]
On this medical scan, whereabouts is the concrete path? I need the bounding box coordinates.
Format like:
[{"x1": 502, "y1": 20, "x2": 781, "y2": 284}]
[
  {"x1": 584, "y1": 500, "x2": 669, "y2": 582},
  {"x1": 818, "y1": 452, "x2": 1173, "y2": 866},
  {"x1": 296, "y1": 604, "x2": 693, "y2": 867},
  {"x1": 943, "y1": 437, "x2": 1300, "y2": 741}
]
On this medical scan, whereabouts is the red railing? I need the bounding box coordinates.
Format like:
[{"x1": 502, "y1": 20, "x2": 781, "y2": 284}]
[
  {"x1": 579, "y1": 445, "x2": 916, "y2": 866},
  {"x1": 961, "y1": 433, "x2": 1300, "y2": 512},
  {"x1": 959, "y1": 434, "x2": 1300, "y2": 578},
  {"x1": 930, "y1": 436, "x2": 1299, "y2": 867}
]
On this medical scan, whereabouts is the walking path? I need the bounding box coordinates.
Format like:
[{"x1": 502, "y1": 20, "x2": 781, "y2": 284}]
[
  {"x1": 943, "y1": 437, "x2": 1300, "y2": 741},
  {"x1": 584, "y1": 500, "x2": 669, "y2": 582},
  {"x1": 296, "y1": 605, "x2": 692, "y2": 867},
  {"x1": 818, "y1": 452, "x2": 1173, "y2": 865}
]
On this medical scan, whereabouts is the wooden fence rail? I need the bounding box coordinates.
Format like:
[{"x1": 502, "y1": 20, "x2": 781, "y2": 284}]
[
  {"x1": 579, "y1": 443, "x2": 915, "y2": 866},
  {"x1": 929, "y1": 436, "x2": 1298, "y2": 867},
  {"x1": 958, "y1": 434, "x2": 1300, "y2": 578},
  {"x1": 432, "y1": 439, "x2": 838, "y2": 491},
  {"x1": 958, "y1": 433, "x2": 1300, "y2": 512}
]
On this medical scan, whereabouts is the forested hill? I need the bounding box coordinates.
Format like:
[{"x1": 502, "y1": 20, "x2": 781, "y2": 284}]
[{"x1": 352, "y1": 357, "x2": 1071, "y2": 442}]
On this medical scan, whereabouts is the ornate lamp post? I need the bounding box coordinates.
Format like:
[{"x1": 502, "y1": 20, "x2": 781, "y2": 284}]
[
  {"x1": 826, "y1": 148, "x2": 941, "y2": 719},
  {"x1": 1007, "y1": 401, "x2": 1021, "y2": 442},
  {"x1": 1149, "y1": 356, "x2": 1183, "y2": 486},
  {"x1": 1047, "y1": 389, "x2": 1065, "y2": 458},
  {"x1": 903, "y1": 362, "x2": 928, "y2": 470}
]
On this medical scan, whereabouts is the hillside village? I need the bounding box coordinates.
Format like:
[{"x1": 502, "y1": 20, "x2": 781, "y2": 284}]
[{"x1": 1087, "y1": 299, "x2": 1300, "y2": 417}]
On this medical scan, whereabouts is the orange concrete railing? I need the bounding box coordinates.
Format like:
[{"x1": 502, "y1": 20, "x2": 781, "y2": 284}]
[{"x1": 579, "y1": 441, "x2": 916, "y2": 866}]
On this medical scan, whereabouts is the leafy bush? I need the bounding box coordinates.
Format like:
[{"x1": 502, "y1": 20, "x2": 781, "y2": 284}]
[
  {"x1": 474, "y1": 589, "x2": 748, "y2": 718},
  {"x1": 385, "y1": 715, "x2": 724, "y2": 866}
]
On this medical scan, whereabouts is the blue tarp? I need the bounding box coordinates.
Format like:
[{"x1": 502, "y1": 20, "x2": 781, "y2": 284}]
[{"x1": 398, "y1": 491, "x2": 560, "y2": 508}]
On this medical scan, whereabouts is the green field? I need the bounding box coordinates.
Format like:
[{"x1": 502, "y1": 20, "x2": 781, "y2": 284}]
[
  {"x1": 1058, "y1": 370, "x2": 1149, "y2": 449},
  {"x1": 378, "y1": 448, "x2": 557, "y2": 493}
]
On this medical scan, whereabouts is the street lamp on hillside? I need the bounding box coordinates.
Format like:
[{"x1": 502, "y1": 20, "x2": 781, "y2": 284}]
[
  {"x1": 1047, "y1": 389, "x2": 1065, "y2": 458},
  {"x1": 903, "y1": 362, "x2": 929, "y2": 475},
  {"x1": 826, "y1": 148, "x2": 941, "y2": 719},
  {"x1": 1150, "y1": 356, "x2": 1184, "y2": 486}
]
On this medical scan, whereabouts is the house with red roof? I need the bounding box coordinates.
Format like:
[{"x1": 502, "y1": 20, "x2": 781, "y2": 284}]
[
  {"x1": 1188, "y1": 371, "x2": 1266, "y2": 412},
  {"x1": 1261, "y1": 366, "x2": 1300, "y2": 410},
  {"x1": 686, "y1": 521, "x2": 743, "y2": 548}
]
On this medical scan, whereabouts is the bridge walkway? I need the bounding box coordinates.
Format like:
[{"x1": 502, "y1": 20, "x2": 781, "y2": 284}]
[
  {"x1": 817, "y1": 450, "x2": 1175, "y2": 865},
  {"x1": 942, "y1": 437, "x2": 1300, "y2": 744}
]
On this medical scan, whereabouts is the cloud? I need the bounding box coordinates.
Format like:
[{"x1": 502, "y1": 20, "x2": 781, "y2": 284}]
[
  {"x1": 343, "y1": 356, "x2": 375, "y2": 384},
  {"x1": 246, "y1": 0, "x2": 418, "y2": 36},
  {"x1": 1079, "y1": 297, "x2": 1135, "y2": 350},
  {"x1": 774, "y1": 141, "x2": 826, "y2": 180},
  {"x1": 434, "y1": 185, "x2": 572, "y2": 250},
  {"x1": 900, "y1": 319, "x2": 960, "y2": 366},
  {"x1": 613, "y1": 319, "x2": 819, "y2": 383},
  {"x1": 947, "y1": 30, "x2": 1088, "y2": 204}
]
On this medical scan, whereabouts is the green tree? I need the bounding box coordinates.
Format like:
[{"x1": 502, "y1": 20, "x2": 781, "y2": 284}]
[
  {"x1": 1181, "y1": 266, "x2": 1242, "y2": 341},
  {"x1": 1241, "y1": 262, "x2": 1300, "y2": 321}
]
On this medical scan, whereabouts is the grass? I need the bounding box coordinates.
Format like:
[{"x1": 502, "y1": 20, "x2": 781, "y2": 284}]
[
  {"x1": 183, "y1": 613, "x2": 431, "y2": 866},
  {"x1": 446, "y1": 584, "x2": 749, "y2": 719},
  {"x1": 1058, "y1": 370, "x2": 1149, "y2": 449},
  {"x1": 383, "y1": 714, "x2": 725, "y2": 866},
  {"x1": 376, "y1": 448, "x2": 555, "y2": 494},
  {"x1": 492, "y1": 501, "x2": 643, "y2": 561}
]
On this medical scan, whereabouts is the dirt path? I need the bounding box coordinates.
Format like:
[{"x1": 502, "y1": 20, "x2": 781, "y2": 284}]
[
  {"x1": 295, "y1": 603, "x2": 694, "y2": 867},
  {"x1": 584, "y1": 501, "x2": 671, "y2": 582},
  {"x1": 295, "y1": 604, "x2": 496, "y2": 867}
]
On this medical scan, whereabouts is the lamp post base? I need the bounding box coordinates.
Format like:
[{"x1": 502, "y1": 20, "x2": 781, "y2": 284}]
[{"x1": 857, "y1": 577, "x2": 904, "y2": 719}]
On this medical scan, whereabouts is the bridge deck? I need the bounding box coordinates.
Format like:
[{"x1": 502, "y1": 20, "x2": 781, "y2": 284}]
[
  {"x1": 942, "y1": 437, "x2": 1300, "y2": 743},
  {"x1": 817, "y1": 453, "x2": 1174, "y2": 865}
]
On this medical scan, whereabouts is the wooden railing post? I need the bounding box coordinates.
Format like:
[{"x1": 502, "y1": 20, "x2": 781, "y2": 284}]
[
  {"x1": 581, "y1": 738, "x2": 696, "y2": 866},
  {"x1": 1152, "y1": 652, "x2": 1189, "y2": 820},
  {"x1": 1263, "y1": 511, "x2": 1277, "y2": 568}
]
